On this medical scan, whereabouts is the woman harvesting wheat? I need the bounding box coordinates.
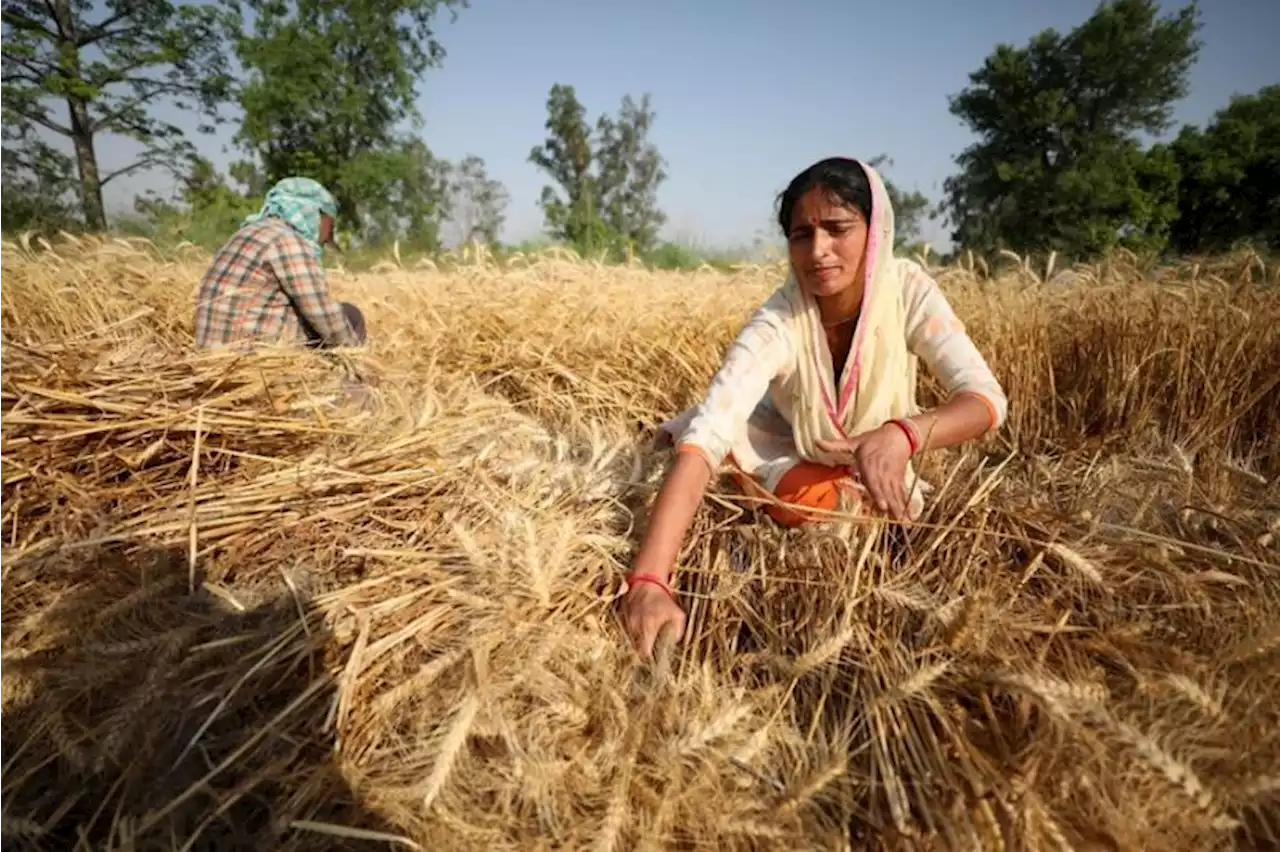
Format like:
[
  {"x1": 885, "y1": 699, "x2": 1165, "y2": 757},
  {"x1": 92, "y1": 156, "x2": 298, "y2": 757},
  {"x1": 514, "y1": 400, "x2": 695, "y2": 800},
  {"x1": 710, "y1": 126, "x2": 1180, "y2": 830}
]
[
  {"x1": 194, "y1": 177, "x2": 367, "y2": 349},
  {"x1": 620, "y1": 157, "x2": 1009, "y2": 659}
]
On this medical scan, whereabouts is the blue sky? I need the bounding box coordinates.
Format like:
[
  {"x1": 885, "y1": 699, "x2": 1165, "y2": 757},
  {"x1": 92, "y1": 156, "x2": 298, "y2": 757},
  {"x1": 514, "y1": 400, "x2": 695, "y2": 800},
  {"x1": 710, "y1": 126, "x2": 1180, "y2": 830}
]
[{"x1": 93, "y1": 0, "x2": 1279, "y2": 251}]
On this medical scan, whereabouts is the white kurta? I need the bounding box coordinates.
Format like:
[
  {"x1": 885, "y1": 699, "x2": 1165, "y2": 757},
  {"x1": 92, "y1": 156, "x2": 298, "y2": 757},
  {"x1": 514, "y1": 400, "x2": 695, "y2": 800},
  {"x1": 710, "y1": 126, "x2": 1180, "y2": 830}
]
[{"x1": 659, "y1": 259, "x2": 1008, "y2": 500}]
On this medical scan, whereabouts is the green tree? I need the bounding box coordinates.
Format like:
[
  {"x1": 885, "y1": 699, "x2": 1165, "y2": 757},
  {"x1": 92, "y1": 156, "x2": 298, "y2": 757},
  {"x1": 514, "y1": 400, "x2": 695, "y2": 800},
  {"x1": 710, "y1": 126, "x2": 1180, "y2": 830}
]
[
  {"x1": 134, "y1": 155, "x2": 233, "y2": 218},
  {"x1": 1, "y1": 130, "x2": 79, "y2": 234},
  {"x1": 528, "y1": 84, "x2": 600, "y2": 251},
  {"x1": 444, "y1": 154, "x2": 510, "y2": 246},
  {"x1": 595, "y1": 94, "x2": 667, "y2": 253},
  {"x1": 529, "y1": 83, "x2": 668, "y2": 256},
  {"x1": 1167, "y1": 84, "x2": 1280, "y2": 254},
  {"x1": 1, "y1": 0, "x2": 236, "y2": 230},
  {"x1": 229, "y1": 0, "x2": 465, "y2": 240},
  {"x1": 129, "y1": 155, "x2": 261, "y2": 247},
  {"x1": 941, "y1": 0, "x2": 1201, "y2": 259},
  {"x1": 343, "y1": 138, "x2": 450, "y2": 250}
]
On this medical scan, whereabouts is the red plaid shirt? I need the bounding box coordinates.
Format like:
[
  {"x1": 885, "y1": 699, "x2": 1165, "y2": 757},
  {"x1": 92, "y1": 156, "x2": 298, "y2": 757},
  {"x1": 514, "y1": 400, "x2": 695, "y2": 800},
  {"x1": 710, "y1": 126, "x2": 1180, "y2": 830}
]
[{"x1": 194, "y1": 218, "x2": 359, "y2": 348}]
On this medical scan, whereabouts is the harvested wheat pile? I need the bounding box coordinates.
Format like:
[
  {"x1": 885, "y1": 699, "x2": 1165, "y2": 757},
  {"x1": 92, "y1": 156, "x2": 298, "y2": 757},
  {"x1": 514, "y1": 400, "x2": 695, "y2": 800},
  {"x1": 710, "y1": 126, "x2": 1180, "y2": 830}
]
[{"x1": 2, "y1": 235, "x2": 1279, "y2": 851}]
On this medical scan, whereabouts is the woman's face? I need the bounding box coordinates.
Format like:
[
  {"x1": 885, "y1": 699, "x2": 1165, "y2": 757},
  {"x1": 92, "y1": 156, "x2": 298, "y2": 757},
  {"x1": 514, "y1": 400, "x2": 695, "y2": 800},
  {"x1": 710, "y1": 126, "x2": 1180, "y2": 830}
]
[{"x1": 786, "y1": 186, "x2": 869, "y2": 299}]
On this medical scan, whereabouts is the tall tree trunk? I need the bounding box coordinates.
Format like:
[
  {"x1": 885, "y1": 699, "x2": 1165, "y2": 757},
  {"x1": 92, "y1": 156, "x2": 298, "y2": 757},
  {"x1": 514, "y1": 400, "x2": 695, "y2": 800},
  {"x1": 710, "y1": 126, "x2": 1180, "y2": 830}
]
[
  {"x1": 67, "y1": 96, "x2": 105, "y2": 231},
  {"x1": 51, "y1": 0, "x2": 105, "y2": 230}
]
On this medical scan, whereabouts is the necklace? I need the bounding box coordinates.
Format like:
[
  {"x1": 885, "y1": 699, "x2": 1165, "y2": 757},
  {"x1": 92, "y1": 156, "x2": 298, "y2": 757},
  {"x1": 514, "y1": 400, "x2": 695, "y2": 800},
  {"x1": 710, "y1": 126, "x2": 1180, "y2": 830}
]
[{"x1": 822, "y1": 314, "x2": 858, "y2": 329}]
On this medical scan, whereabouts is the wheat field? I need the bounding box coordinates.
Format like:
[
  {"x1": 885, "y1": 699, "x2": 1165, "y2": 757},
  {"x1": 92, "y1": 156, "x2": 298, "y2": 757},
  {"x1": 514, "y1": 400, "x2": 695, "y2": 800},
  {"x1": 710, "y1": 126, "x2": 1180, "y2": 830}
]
[{"x1": 1, "y1": 235, "x2": 1278, "y2": 851}]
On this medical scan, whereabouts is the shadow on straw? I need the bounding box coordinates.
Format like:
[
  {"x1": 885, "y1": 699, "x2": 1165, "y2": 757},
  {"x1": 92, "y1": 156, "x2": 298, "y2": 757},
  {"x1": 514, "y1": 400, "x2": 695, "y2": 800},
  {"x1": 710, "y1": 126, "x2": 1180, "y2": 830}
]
[{"x1": 1, "y1": 543, "x2": 399, "y2": 851}]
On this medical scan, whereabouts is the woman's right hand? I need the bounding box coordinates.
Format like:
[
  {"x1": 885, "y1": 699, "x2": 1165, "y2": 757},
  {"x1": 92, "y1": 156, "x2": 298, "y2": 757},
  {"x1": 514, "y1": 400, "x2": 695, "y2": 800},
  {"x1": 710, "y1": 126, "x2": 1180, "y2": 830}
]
[{"x1": 619, "y1": 582, "x2": 687, "y2": 660}]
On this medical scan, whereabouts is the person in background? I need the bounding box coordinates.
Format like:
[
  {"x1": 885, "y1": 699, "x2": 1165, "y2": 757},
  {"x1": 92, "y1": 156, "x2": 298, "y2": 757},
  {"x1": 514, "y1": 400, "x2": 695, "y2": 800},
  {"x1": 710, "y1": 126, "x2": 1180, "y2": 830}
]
[
  {"x1": 194, "y1": 177, "x2": 367, "y2": 350},
  {"x1": 619, "y1": 156, "x2": 1009, "y2": 659}
]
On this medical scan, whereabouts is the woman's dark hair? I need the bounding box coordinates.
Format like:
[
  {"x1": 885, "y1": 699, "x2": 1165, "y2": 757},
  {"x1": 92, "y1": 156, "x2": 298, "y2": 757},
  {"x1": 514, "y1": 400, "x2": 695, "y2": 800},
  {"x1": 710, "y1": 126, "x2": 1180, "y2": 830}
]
[{"x1": 776, "y1": 157, "x2": 872, "y2": 235}]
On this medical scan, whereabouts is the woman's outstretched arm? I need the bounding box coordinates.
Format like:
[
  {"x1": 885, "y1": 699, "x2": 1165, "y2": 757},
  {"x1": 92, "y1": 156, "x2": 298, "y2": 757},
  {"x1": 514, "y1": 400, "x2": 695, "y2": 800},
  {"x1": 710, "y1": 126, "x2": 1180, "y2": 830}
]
[
  {"x1": 631, "y1": 448, "x2": 715, "y2": 585},
  {"x1": 621, "y1": 301, "x2": 794, "y2": 658},
  {"x1": 618, "y1": 450, "x2": 711, "y2": 659}
]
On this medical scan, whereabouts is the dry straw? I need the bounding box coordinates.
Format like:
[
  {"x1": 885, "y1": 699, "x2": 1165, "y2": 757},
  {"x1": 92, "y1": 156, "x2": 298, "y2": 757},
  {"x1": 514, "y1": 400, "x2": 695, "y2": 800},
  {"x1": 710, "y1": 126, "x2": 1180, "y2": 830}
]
[{"x1": 2, "y1": 235, "x2": 1278, "y2": 850}]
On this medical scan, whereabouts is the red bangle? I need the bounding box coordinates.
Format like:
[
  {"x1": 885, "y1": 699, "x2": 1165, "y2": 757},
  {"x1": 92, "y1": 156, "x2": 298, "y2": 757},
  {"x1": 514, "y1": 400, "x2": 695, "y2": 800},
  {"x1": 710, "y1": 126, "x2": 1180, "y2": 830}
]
[
  {"x1": 886, "y1": 418, "x2": 920, "y2": 456},
  {"x1": 625, "y1": 573, "x2": 676, "y2": 601}
]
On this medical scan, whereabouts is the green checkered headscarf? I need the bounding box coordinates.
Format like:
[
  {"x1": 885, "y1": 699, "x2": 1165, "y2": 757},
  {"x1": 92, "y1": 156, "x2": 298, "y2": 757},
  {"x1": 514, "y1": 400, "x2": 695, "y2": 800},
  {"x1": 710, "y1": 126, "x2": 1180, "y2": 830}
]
[{"x1": 242, "y1": 177, "x2": 338, "y2": 261}]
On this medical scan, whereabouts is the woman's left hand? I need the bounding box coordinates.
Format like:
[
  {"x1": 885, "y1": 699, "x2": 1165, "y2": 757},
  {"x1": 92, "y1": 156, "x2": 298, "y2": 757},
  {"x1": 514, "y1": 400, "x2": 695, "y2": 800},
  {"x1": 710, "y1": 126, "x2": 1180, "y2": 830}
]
[{"x1": 817, "y1": 424, "x2": 913, "y2": 520}]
